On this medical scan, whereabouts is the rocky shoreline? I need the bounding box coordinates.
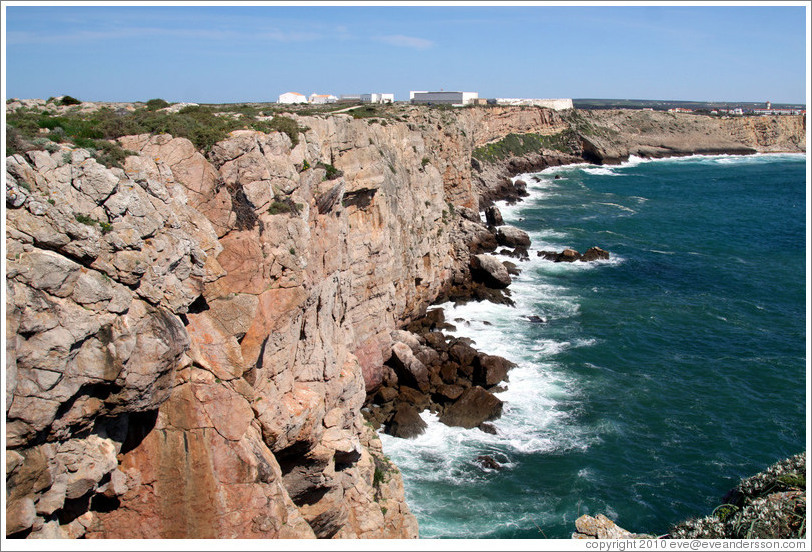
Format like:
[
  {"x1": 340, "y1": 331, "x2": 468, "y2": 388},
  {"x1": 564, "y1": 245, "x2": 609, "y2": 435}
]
[
  {"x1": 364, "y1": 187, "x2": 613, "y2": 448},
  {"x1": 5, "y1": 99, "x2": 805, "y2": 539}
]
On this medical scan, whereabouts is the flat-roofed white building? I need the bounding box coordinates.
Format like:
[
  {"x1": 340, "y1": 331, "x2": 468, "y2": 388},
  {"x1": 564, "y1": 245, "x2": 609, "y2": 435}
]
[
  {"x1": 309, "y1": 93, "x2": 338, "y2": 104},
  {"x1": 410, "y1": 91, "x2": 478, "y2": 106},
  {"x1": 494, "y1": 98, "x2": 573, "y2": 110},
  {"x1": 361, "y1": 93, "x2": 395, "y2": 104},
  {"x1": 278, "y1": 92, "x2": 308, "y2": 104}
]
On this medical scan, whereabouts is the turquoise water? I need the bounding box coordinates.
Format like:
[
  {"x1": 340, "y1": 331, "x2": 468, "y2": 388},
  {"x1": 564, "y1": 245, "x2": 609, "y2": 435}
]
[{"x1": 379, "y1": 153, "x2": 807, "y2": 539}]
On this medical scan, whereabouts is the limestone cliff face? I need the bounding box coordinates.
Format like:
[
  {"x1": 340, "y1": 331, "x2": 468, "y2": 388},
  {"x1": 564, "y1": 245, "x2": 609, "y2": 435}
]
[
  {"x1": 570, "y1": 109, "x2": 806, "y2": 163},
  {"x1": 5, "y1": 105, "x2": 806, "y2": 539}
]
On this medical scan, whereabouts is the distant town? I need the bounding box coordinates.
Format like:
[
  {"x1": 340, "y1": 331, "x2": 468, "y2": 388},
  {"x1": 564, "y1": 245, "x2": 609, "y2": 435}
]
[
  {"x1": 278, "y1": 90, "x2": 573, "y2": 110},
  {"x1": 275, "y1": 90, "x2": 804, "y2": 116}
]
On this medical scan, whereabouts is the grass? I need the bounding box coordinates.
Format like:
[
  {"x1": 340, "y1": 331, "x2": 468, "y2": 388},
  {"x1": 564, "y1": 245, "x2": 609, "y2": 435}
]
[
  {"x1": 316, "y1": 161, "x2": 342, "y2": 180},
  {"x1": 471, "y1": 131, "x2": 574, "y2": 163},
  {"x1": 6, "y1": 103, "x2": 309, "y2": 156},
  {"x1": 75, "y1": 213, "x2": 113, "y2": 234},
  {"x1": 267, "y1": 198, "x2": 303, "y2": 216}
]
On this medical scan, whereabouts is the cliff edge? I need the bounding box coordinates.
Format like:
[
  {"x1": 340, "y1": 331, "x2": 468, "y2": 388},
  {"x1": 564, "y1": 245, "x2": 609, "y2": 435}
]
[{"x1": 5, "y1": 101, "x2": 806, "y2": 539}]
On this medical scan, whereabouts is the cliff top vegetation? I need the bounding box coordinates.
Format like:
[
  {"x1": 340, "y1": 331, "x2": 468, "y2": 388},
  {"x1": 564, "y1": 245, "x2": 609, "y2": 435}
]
[{"x1": 5, "y1": 98, "x2": 310, "y2": 163}]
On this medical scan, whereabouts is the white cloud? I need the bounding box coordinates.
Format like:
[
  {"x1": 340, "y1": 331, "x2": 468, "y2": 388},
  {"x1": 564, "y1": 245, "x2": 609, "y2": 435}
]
[{"x1": 374, "y1": 34, "x2": 433, "y2": 50}]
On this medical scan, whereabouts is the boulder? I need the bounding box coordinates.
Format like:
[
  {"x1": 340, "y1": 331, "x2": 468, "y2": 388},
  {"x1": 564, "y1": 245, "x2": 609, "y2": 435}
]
[
  {"x1": 438, "y1": 386, "x2": 503, "y2": 429},
  {"x1": 435, "y1": 384, "x2": 464, "y2": 401},
  {"x1": 397, "y1": 386, "x2": 431, "y2": 410},
  {"x1": 388, "y1": 342, "x2": 430, "y2": 392},
  {"x1": 448, "y1": 340, "x2": 477, "y2": 368},
  {"x1": 537, "y1": 247, "x2": 610, "y2": 263},
  {"x1": 375, "y1": 386, "x2": 398, "y2": 404},
  {"x1": 6, "y1": 497, "x2": 36, "y2": 536},
  {"x1": 473, "y1": 354, "x2": 516, "y2": 388},
  {"x1": 384, "y1": 404, "x2": 427, "y2": 439},
  {"x1": 470, "y1": 254, "x2": 511, "y2": 289},
  {"x1": 574, "y1": 514, "x2": 635, "y2": 539},
  {"x1": 581, "y1": 247, "x2": 610, "y2": 262},
  {"x1": 484, "y1": 205, "x2": 503, "y2": 226},
  {"x1": 495, "y1": 226, "x2": 531, "y2": 248}
]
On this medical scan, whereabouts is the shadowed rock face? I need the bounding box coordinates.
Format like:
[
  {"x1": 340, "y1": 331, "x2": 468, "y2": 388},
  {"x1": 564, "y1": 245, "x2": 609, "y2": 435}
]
[{"x1": 5, "y1": 103, "x2": 804, "y2": 539}]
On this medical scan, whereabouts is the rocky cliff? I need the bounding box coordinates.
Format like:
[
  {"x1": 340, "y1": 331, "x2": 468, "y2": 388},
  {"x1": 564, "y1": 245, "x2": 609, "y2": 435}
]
[{"x1": 5, "y1": 102, "x2": 806, "y2": 539}]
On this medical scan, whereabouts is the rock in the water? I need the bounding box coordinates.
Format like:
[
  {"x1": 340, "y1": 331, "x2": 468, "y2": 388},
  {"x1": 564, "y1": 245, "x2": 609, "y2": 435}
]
[
  {"x1": 484, "y1": 205, "x2": 503, "y2": 226},
  {"x1": 470, "y1": 254, "x2": 511, "y2": 289},
  {"x1": 476, "y1": 455, "x2": 501, "y2": 470},
  {"x1": 537, "y1": 247, "x2": 610, "y2": 263},
  {"x1": 581, "y1": 246, "x2": 610, "y2": 262},
  {"x1": 473, "y1": 354, "x2": 516, "y2": 388},
  {"x1": 478, "y1": 423, "x2": 498, "y2": 435},
  {"x1": 495, "y1": 225, "x2": 531, "y2": 248},
  {"x1": 438, "y1": 386, "x2": 503, "y2": 429},
  {"x1": 385, "y1": 404, "x2": 427, "y2": 439}
]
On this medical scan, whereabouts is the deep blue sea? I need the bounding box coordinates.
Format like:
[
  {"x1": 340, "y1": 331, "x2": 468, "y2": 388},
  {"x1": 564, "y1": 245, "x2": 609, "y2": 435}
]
[{"x1": 379, "y1": 153, "x2": 808, "y2": 539}]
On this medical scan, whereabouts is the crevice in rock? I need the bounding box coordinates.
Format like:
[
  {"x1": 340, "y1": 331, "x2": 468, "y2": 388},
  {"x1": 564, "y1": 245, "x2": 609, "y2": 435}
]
[
  {"x1": 56, "y1": 491, "x2": 93, "y2": 525},
  {"x1": 119, "y1": 410, "x2": 159, "y2": 455},
  {"x1": 89, "y1": 494, "x2": 121, "y2": 514},
  {"x1": 6, "y1": 527, "x2": 33, "y2": 539},
  {"x1": 341, "y1": 188, "x2": 377, "y2": 210},
  {"x1": 186, "y1": 295, "x2": 209, "y2": 314},
  {"x1": 226, "y1": 183, "x2": 258, "y2": 231}
]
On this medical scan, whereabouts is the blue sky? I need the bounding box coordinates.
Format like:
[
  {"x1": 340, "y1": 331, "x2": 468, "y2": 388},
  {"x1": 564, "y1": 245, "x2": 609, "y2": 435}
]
[{"x1": 3, "y1": 3, "x2": 808, "y2": 104}]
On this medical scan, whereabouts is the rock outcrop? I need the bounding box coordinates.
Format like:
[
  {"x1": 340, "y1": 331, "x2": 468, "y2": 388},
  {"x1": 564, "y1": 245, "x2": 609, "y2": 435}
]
[
  {"x1": 572, "y1": 514, "x2": 654, "y2": 539},
  {"x1": 538, "y1": 247, "x2": 610, "y2": 263},
  {"x1": 6, "y1": 101, "x2": 805, "y2": 539}
]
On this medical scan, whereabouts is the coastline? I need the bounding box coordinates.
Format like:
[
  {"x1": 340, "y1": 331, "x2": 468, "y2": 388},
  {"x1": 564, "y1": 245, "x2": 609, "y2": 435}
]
[
  {"x1": 380, "y1": 147, "x2": 806, "y2": 538},
  {"x1": 5, "y1": 102, "x2": 806, "y2": 539}
]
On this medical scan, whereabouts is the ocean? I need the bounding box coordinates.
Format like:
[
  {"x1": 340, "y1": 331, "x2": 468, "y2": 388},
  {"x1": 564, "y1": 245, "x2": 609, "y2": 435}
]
[{"x1": 379, "y1": 153, "x2": 808, "y2": 539}]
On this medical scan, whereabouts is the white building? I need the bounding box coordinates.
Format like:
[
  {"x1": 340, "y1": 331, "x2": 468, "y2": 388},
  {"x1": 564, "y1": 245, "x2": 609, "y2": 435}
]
[
  {"x1": 361, "y1": 93, "x2": 394, "y2": 104},
  {"x1": 494, "y1": 98, "x2": 573, "y2": 110},
  {"x1": 309, "y1": 93, "x2": 338, "y2": 104},
  {"x1": 410, "y1": 91, "x2": 479, "y2": 106},
  {"x1": 278, "y1": 92, "x2": 308, "y2": 104}
]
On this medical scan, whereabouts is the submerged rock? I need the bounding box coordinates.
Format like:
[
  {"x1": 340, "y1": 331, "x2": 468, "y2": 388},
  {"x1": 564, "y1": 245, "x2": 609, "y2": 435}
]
[{"x1": 476, "y1": 455, "x2": 501, "y2": 470}]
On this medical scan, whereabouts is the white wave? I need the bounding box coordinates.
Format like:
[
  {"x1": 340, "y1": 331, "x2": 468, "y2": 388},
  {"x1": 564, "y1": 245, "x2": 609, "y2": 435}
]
[
  {"x1": 582, "y1": 167, "x2": 620, "y2": 176},
  {"x1": 597, "y1": 202, "x2": 637, "y2": 213}
]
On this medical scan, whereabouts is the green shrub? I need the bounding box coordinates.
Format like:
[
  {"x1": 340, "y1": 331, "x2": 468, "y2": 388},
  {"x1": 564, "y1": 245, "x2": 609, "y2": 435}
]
[
  {"x1": 351, "y1": 105, "x2": 379, "y2": 119},
  {"x1": 317, "y1": 162, "x2": 342, "y2": 181},
  {"x1": 60, "y1": 95, "x2": 82, "y2": 106},
  {"x1": 267, "y1": 115, "x2": 304, "y2": 146},
  {"x1": 421, "y1": 156, "x2": 430, "y2": 167},
  {"x1": 145, "y1": 98, "x2": 170, "y2": 111},
  {"x1": 75, "y1": 213, "x2": 112, "y2": 234},
  {"x1": 268, "y1": 198, "x2": 301, "y2": 216},
  {"x1": 6, "y1": 101, "x2": 307, "y2": 155},
  {"x1": 471, "y1": 131, "x2": 573, "y2": 163}
]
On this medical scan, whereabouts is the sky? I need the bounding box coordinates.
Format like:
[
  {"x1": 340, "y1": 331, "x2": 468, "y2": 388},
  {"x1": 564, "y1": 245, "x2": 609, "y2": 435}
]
[{"x1": 2, "y1": 2, "x2": 809, "y2": 105}]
